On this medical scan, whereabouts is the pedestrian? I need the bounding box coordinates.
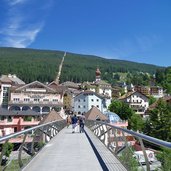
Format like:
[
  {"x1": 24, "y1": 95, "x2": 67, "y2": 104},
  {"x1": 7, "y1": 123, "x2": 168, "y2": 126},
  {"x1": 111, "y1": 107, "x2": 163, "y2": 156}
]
[
  {"x1": 71, "y1": 115, "x2": 77, "y2": 133},
  {"x1": 79, "y1": 117, "x2": 84, "y2": 133},
  {"x1": 66, "y1": 115, "x2": 71, "y2": 128}
]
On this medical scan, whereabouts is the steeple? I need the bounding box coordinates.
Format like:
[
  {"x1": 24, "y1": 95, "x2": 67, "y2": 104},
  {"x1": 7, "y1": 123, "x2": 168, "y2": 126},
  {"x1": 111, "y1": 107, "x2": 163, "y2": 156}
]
[{"x1": 95, "y1": 67, "x2": 101, "y2": 82}]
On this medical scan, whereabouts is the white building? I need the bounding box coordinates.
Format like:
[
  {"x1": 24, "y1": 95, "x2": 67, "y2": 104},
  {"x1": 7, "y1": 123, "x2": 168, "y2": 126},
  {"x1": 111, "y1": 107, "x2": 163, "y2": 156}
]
[
  {"x1": 74, "y1": 91, "x2": 111, "y2": 114},
  {"x1": 0, "y1": 74, "x2": 25, "y2": 108},
  {"x1": 119, "y1": 91, "x2": 149, "y2": 117}
]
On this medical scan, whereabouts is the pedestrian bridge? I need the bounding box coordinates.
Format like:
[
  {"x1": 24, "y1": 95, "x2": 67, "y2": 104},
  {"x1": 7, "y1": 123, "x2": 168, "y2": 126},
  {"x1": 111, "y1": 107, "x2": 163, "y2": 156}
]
[
  {"x1": 0, "y1": 120, "x2": 171, "y2": 171},
  {"x1": 23, "y1": 126, "x2": 126, "y2": 171}
]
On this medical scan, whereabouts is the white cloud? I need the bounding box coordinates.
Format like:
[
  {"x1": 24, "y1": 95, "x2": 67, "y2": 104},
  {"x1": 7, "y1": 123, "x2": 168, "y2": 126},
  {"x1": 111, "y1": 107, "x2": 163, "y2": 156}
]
[
  {"x1": 0, "y1": 1, "x2": 49, "y2": 48},
  {"x1": 7, "y1": 0, "x2": 27, "y2": 6},
  {"x1": 2, "y1": 25, "x2": 43, "y2": 48}
]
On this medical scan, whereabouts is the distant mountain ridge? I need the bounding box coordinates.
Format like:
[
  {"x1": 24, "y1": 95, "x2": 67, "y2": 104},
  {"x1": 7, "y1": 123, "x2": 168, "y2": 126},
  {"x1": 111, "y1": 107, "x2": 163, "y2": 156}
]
[{"x1": 0, "y1": 47, "x2": 163, "y2": 84}]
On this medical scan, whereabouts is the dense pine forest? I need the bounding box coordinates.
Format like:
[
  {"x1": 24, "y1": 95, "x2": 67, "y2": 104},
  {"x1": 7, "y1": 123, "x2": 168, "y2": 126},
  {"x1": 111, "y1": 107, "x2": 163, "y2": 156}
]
[{"x1": 0, "y1": 47, "x2": 163, "y2": 84}]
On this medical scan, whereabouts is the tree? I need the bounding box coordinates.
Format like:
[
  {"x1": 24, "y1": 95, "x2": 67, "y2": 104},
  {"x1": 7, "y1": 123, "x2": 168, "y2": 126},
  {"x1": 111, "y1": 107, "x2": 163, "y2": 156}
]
[
  {"x1": 2, "y1": 142, "x2": 14, "y2": 157},
  {"x1": 108, "y1": 100, "x2": 134, "y2": 121},
  {"x1": 144, "y1": 99, "x2": 171, "y2": 141},
  {"x1": 156, "y1": 147, "x2": 171, "y2": 171},
  {"x1": 130, "y1": 113, "x2": 144, "y2": 132},
  {"x1": 149, "y1": 96, "x2": 157, "y2": 105}
]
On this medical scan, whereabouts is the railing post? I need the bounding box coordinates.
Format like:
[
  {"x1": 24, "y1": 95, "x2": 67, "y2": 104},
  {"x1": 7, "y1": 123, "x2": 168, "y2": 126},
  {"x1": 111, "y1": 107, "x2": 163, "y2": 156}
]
[
  {"x1": 112, "y1": 128, "x2": 119, "y2": 154},
  {"x1": 18, "y1": 133, "x2": 28, "y2": 168},
  {"x1": 0, "y1": 140, "x2": 9, "y2": 170},
  {"x1": 139, "y1": 138, "x2": 150, "y2": 171}
]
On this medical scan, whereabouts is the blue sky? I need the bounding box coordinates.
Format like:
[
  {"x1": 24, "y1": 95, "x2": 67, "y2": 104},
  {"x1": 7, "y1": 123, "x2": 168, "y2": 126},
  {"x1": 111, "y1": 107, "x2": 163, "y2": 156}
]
[{"x1": 0, "y1": 0, "x2": 171, "y2": 67}]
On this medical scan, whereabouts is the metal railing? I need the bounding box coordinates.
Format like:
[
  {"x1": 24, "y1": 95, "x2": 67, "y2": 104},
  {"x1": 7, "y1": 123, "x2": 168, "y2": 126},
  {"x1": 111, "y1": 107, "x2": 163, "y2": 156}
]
[
  {"x1": 0, "y1": 120, "x2": 66, "y2": 171},
  {"x1": 86, "y1": 120, "x2": 171, "y2": 171}
]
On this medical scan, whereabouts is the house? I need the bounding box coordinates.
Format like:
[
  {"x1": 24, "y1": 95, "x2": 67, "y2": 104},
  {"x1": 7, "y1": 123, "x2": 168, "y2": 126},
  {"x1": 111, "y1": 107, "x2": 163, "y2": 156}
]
[
  {"x1": 0, "y1": 108, "x2": 40, "y2": 138},
  {"x1": 134, "y1": 85, "x2": 150, "y2": 96},
  {"x1": 74, "y1": 91, "x2": 111, "y2": 114},
  {"x1": 145, "y1": 95, "x2": 171, "y2": 116},
  {"x1": 119, "y1": 91, "x2": 149, "y2": 117},
  {"x1": 150, "y1": 86, "x2": 164, "y2": 98},
  {"x1": 0, "y1": 74, "x2": 25, "y2": 108},
  {"x1": 8, "y1": 81, "x2": 64, "y2": 117}
]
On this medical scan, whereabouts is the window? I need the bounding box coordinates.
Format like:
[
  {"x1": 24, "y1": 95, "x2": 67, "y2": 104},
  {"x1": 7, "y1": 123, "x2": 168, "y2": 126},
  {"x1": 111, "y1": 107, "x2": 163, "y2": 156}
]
[
  {"x1": 84, "y1": 105, "x2": 86, "y2": 108},
  {"x1": 83, "y1": 99, "x2": 86, "y2": 102},
  {"x1": 91, "y1": 99, "x2": 94, "y2": 102},
  {"x1": 14, "y1": 98, "x2": 20, "y2": 101},
  {"x1": 24, "y1": 98, "x2": 30, "y2": 102},
  {"x1": 97, "y1": 99, "x2": 99, "y2": 102},
  {"x1": 7, "y1": 116, "x2": 12, "y2": 122},
  {"x1": 34, "y1": 99, "x2": 40, "y2": 102},
  {"x1": 96, "y1": 105, "x2": 99, "y2": 108},
  {"x1": 78, "y1": 99, "x2": 80, "y2": 102},
  {"x1": 0, "y1": 116, "x2": 5, "y2": 120},
  {"x1": 14, "y1": 127, "x2": 17, "y2": 132},
  {"x1": 52, "y1": 99, "x2": 58, "y2": 102},
  {"x1": 43, "y1": 99, "x2": 49, "y2": 101},
  {"x1": 78, "y1": 105, "x2": 80, "y2": 108}
]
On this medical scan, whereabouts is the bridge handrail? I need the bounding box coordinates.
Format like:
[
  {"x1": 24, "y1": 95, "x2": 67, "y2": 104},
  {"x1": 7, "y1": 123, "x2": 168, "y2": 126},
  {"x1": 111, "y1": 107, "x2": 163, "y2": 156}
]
[
  {"x1": 87, "y1": 120, "x2": 171, "y2": 149},
  {"x1": 0, "y1": 119, "x2": 66, "y2": 170},
  {"x1": 103, "y1": 121, "x2": 171, "y2": 149},
  {"x1": 0, "y1": 119, "x2": 65, "y2": 143},
  {"x1": 86, "y1": 120, "x2": 171, "y2": 171}
]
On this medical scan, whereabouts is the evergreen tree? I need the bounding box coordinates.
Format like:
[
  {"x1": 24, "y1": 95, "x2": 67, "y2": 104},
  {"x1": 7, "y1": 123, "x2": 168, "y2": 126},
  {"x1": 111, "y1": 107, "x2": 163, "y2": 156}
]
[{"x1": 145, "y1": 99, "x2": 171, "y2": 141}]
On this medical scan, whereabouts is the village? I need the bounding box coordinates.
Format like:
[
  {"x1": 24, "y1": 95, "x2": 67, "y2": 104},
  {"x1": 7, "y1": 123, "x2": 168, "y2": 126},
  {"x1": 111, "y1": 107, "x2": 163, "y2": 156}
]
[{"x1": 0, "y1": 53, "x2": 170, "y2": 170}]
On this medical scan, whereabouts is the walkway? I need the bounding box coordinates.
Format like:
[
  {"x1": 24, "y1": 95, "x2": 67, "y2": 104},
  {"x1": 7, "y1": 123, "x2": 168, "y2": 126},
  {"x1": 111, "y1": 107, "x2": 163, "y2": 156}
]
[{"x1": 23, "y1": 126, "x2": 127, "y2": 171}]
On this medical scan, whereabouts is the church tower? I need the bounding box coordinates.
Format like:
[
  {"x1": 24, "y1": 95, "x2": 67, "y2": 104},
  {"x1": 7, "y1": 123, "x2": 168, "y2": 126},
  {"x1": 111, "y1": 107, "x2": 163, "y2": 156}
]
[{"x1": 95, "y1": 68, "x2": 101, "y2": 82}]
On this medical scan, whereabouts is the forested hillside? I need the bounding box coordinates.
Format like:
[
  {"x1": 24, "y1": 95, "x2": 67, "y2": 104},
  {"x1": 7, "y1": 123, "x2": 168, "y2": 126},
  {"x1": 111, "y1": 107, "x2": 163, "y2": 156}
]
[{"x1": 0, "y1": 47, "x2": 163, "y2": 84}]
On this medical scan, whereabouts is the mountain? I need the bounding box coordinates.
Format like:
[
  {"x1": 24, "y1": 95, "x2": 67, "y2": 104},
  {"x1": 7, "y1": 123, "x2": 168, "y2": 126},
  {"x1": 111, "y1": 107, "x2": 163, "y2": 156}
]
[{"x1": 0, "y1": 47, "x2": 163, "y2": 84}]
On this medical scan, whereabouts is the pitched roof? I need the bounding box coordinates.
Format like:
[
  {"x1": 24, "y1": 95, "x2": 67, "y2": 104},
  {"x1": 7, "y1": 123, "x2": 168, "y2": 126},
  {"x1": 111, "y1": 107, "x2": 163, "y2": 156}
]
[
  {"x1": 39, "y1": 110, "x2": 63, "y2": 124},
  {"x1": 0, "y1": 75, "x2": 25, "y2": 85},
  {"x1": 60, "y1": 81, "x2": 79, "y2": 89},
  {"x1": 85, "y1": 106, "x2": 108, "y2": 121},
  {"x1": 0, "y1": 75, "x2": 12, "y2": 83},
  {"x1": 119, "y1": 91, "x2": 149, "y2": 100},
  {"x1": 148, "y1": 95, "x2": 171, "y2": 111},
  {"x1": 95, "y1": 80, "x2": 111, "y2": 87},
  {"x1": 15, "y1": 80, "x2": 55, "y2": 93},
  {"x1": 75, "y1": 90, "x2": 108, "y2": 99},
  {"x1": 48, "y1": 81, "x2": 67, "y2": 94}
]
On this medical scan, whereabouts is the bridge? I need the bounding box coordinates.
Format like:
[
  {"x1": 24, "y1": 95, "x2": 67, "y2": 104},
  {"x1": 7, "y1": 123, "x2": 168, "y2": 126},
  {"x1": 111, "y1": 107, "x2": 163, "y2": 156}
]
[{"x1": 0, "y1": 119, "x2": 171, "y2": 171}]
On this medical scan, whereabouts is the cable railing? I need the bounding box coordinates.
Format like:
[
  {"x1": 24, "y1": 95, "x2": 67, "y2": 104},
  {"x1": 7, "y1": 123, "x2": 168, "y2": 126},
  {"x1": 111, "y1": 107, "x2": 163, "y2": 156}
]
[
  {"x1": 86, "y1": 120, "x2": 171, "y2": 171},
  {"x1": 0, "y1": 119, "x2": 66, "y2": 171}
]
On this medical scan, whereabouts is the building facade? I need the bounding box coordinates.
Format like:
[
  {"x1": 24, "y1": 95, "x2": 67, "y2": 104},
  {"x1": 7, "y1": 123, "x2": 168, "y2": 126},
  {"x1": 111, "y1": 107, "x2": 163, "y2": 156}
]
[
  {"x1": 119, "y1": 91, "x2": 149, "y2": 116},
  {"x1": 8, "y1": 81, "x2": 64, "y2": 115},
  {"x1": 74, "y1": 91, "x2": 110, "y2": 114}
]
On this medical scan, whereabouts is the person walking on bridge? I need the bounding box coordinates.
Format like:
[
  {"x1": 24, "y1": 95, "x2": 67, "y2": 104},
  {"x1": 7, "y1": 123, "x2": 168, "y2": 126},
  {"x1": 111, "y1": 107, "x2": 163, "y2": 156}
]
[{"x1": 71, "y1": 115, "x2": 77, "y2": 133}]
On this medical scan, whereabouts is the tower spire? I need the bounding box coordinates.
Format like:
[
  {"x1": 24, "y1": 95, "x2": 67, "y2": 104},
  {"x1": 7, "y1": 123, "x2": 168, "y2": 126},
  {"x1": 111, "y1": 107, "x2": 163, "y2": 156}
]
[{"x1": 95, "y1": 67, "x2": 101, "y2": 82}]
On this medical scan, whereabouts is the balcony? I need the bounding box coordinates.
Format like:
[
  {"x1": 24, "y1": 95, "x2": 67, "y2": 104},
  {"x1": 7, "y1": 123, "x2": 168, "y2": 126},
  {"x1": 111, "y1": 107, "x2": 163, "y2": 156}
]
[{"x1": 8, "y1": 100, "x2": 63, "y2": 106}]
